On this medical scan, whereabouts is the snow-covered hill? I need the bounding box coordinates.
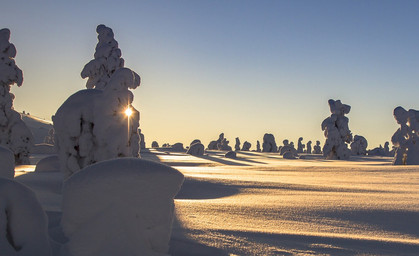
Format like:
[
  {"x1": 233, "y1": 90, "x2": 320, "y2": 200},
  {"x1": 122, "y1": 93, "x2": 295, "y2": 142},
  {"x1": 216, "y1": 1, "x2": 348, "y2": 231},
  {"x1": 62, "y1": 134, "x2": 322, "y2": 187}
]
[{"x1": 21, "y1": 113, "x2": 53, "y2": 144}]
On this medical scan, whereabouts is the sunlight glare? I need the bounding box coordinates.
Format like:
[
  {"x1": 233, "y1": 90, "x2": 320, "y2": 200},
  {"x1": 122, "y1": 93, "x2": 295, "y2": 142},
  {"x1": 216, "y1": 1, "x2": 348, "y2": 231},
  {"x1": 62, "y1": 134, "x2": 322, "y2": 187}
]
[{"x1": 125, "y1": 107, "x2": 133, "y2": 117}]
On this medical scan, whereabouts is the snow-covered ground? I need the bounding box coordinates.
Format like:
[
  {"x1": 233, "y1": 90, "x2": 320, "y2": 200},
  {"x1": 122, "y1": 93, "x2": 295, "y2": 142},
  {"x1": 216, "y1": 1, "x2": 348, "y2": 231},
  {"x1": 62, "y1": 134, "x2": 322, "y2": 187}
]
[{"x1": 15, "y1": 150, "x2": 419, "y2": 256}]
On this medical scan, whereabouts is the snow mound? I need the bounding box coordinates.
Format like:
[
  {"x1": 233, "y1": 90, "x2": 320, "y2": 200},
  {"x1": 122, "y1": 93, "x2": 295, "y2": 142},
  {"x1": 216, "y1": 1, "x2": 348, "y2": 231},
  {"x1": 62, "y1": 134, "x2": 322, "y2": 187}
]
[
  {"x1": 0, "y1": 145, "x2": 14, "y2": 179},
  {"x1": 61, "y1": 158, "x2": 184, "y2": 256},
  {"x1": 0, "y1": 178, "x2": 51, "y2": 255},
  {"x1": 35, "y1": 155, "x2": 59, "y2": 172}
]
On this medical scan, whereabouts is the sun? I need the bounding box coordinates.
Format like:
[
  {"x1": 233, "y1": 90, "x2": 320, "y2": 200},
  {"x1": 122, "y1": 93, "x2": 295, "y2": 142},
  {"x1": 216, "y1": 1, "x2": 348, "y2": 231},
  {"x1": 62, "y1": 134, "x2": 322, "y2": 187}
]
[{"x1": 125, "y1": 107, "x2": 133, "y2": 117}]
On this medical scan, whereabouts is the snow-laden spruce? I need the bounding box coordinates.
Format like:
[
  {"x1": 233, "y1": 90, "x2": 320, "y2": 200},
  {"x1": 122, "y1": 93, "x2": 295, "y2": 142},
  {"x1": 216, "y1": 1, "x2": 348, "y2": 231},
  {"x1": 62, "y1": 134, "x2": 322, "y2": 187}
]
[
  {"x1": 60, "y1": 158, "x2": 184, "y2": 256},
  {"x1": 0, "y1": 178, "x2": 51, "y2": 256},
  {"x1": 81, "y1": 24, "x2": 125, "y2": 90},
  {"x1": 0, "y1": 28, "x2": 33, "y2": 164},
  {"x1": 53, "y1": 68, "x2": 140, "y2": 178},
  {"x1": 53, "y1": 25, "x2": 141, "y2": 178},
  {"x1": 321, "y1": 99, "x2": 352, "y2": 160}
]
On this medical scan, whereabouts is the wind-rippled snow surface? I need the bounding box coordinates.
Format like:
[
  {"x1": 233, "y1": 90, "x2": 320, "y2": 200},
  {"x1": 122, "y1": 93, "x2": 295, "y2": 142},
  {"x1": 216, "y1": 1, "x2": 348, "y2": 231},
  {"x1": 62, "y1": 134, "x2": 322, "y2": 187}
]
[{"x1": 16, "y1": 151, "x2": 419, "y2": 256}]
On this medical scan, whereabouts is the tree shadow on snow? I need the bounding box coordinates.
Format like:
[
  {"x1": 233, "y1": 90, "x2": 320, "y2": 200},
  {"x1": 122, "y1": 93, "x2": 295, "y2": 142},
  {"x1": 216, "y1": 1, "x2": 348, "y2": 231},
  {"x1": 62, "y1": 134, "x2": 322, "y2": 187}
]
[
  {"x1": 175, "y1": 177, "x2": 240, "y2": 200},
  {"x1": 211, "y1": 229, "x2": 419, "y2": 256},
  {"x1": 316, "y1": 208, "x2": 419, "y2": 238},
  {"x1": 196, "y1": 155, "x2": 250, "y2": 166}
]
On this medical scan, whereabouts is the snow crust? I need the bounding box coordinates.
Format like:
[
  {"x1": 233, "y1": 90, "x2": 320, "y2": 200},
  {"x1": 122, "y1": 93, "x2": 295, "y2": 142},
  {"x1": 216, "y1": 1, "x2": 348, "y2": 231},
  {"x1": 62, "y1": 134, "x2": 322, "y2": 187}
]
[
  {"x1": 0, "y1": 28, "x2": 33, "y2": 164},
  {"x1": 0, "y1": 178, "x2": 51, "y2": 256},
  {"x1": 0, "y1": 145, "x2": 14, "y2": 178},
  {"x1": 60, "y1": 158, "x2": 184, "y2": 256}
]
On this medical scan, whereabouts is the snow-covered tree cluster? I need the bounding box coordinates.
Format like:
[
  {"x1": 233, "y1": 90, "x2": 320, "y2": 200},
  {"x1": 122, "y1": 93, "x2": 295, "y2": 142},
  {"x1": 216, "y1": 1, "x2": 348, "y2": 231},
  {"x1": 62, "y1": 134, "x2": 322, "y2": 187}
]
[
  {"x1": 391, "y1": 106, "x2": 419, "y2": 165},
  {"x1": 53, "y1": 25, "x2": 141, "y2": 178},
  {"x1": 0, "y1": 28, "x2": 33, "y2": 164},
  {"x1": 321, "y1": 99, "x2": 352, "y2": 160}
]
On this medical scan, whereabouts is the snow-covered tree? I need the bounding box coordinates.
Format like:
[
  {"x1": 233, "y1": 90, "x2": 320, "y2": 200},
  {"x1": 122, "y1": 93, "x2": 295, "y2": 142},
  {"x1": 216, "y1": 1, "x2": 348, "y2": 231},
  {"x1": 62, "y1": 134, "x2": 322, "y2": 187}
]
[
  {"x1": 53, "y1": 25, "x2": 141, "y2": 178},
  {"x1": 321, "y1": 99, "x2": 352, "y2": 160},
  {"x1": 0, "y1": 28, "x2": 33, "y2": 164},
  {"x1": 81, "y1": 24, "x2": 125, "y2": 90}
]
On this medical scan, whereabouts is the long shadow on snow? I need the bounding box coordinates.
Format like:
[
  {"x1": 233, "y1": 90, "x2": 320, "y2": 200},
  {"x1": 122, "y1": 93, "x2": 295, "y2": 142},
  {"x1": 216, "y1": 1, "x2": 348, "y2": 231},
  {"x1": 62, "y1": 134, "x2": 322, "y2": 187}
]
[
  {"x1": 212, "y1": 229, "x2": 419, "y2": 256},
  {"x1": 175, "y1": 177, "x2": 240, "y2": 200},
  {"x1": 316, "y1": 208, "x2": 419, "y2": 238},
  {"x1": 196, "y1": 155, "x2": 250, "y2": 166}
]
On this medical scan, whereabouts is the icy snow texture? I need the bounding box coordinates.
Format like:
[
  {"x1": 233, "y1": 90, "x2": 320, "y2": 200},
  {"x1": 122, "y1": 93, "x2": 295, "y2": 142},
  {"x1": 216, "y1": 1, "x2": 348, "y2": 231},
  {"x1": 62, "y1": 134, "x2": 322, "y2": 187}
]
[
  {"x1": 321, "y1": 99, "x2": 352, "y2": 160},
  {"x1": 350, "y1": 135, "x2": 368, "y2": 155},
  {"x1": 262, "y1": 133, "x2": 277, "y2": 152},
  {"x1": 186, "y1": 142, "x2": 205, "y2": 156},
  {"x1": 81, "y1": 25, "x2": 126, "y2": 90},
  {"x1": 0, "y1": 178, "x2": 51, "y2": 256},
  {"x1": 0, "y1": 28, "x2": 33, "y2": 164},
  {"x1": 34, "y1": 155, "x2": 59, "y2": 172},
  {"x1": 0, "y1": 145, "x2": 14, "y2": 179},
  {"x1": 306, "y1": 141, "x2": 312, "y2": 154},
  {"x1": 53, "y1": 68, "x2": 140, "y2": 178},
  {"x1": 242, "y1": 141, "x2": 251, "y2": 151},
  {"x1": 60, "y1": 158, "x2": 184, "y2": 256},
  {"x1": 313, "y1": 140, "x2": 322, "y2": 154},
  {"x1": 234, "y1": 137, "x2": 240, "y2": 151},
  {"x1": 297, "y1": 137, "x2": 305, "y2": 153},
  {"x1": 391, "y1": 106, "x2": 419, "y2": 165}
]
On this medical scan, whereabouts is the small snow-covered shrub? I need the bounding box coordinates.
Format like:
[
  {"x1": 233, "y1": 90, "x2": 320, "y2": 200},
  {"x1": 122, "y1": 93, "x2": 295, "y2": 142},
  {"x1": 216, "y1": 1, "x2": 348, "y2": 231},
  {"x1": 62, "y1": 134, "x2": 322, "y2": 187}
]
[
  {"x1": 0, "y1": 145, "x2": 14, "y2": 179},
  {"x1": 186, "y1": 142, "x2": 205, "y2": 156},
  {"x1": 350, "y1": 135, "x2": 368, "y2": 155},
  {"x1": 0, "y1": 178, "x2": 51, "y2": 255},
  {"x1": 60, "y1": 158, "x2": 184, "y2": 256}
]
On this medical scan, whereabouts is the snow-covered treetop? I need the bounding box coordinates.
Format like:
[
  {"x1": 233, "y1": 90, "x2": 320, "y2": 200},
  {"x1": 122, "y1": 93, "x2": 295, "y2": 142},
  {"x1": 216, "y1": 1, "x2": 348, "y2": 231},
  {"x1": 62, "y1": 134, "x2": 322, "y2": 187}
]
[
  {"x1": 81, "y1": 24, "x2": 136, "y2": 90},
  {"x1": 0, "y1": 28, "x2": 23, "y2": 87}
]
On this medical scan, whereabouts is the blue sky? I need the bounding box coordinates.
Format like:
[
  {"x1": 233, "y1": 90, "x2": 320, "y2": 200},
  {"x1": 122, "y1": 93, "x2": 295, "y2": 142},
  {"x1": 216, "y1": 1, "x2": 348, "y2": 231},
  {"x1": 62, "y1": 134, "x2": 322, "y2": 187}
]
[{"x1": 1, "y1": 0, "x2": 419, "y2": 148}]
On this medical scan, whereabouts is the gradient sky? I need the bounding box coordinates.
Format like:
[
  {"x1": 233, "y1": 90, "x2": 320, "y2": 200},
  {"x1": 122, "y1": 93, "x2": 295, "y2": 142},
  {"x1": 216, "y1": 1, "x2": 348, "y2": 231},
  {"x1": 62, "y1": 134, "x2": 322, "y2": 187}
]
[{"x1": 1, "y1": 0, "x2": 419, "y2": 149}]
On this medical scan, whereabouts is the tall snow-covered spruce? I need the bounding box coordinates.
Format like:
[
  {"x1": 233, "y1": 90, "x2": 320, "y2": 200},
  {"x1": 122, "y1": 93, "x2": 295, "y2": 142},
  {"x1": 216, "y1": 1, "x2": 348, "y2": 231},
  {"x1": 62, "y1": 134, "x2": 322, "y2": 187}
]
[
  {"x1": 53, "y1": 25, "x2": 141, "y2": 178},
  {"x1": 0, "y1": 28, "x2": 33, "y2": 164}
]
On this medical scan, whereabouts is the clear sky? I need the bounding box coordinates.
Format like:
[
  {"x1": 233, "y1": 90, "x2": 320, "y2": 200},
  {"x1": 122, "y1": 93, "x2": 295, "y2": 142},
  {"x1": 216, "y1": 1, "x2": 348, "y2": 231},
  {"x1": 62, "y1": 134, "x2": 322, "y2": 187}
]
[{"x1": 1, "y1": 0, "x2": 418, "y2": 149}]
